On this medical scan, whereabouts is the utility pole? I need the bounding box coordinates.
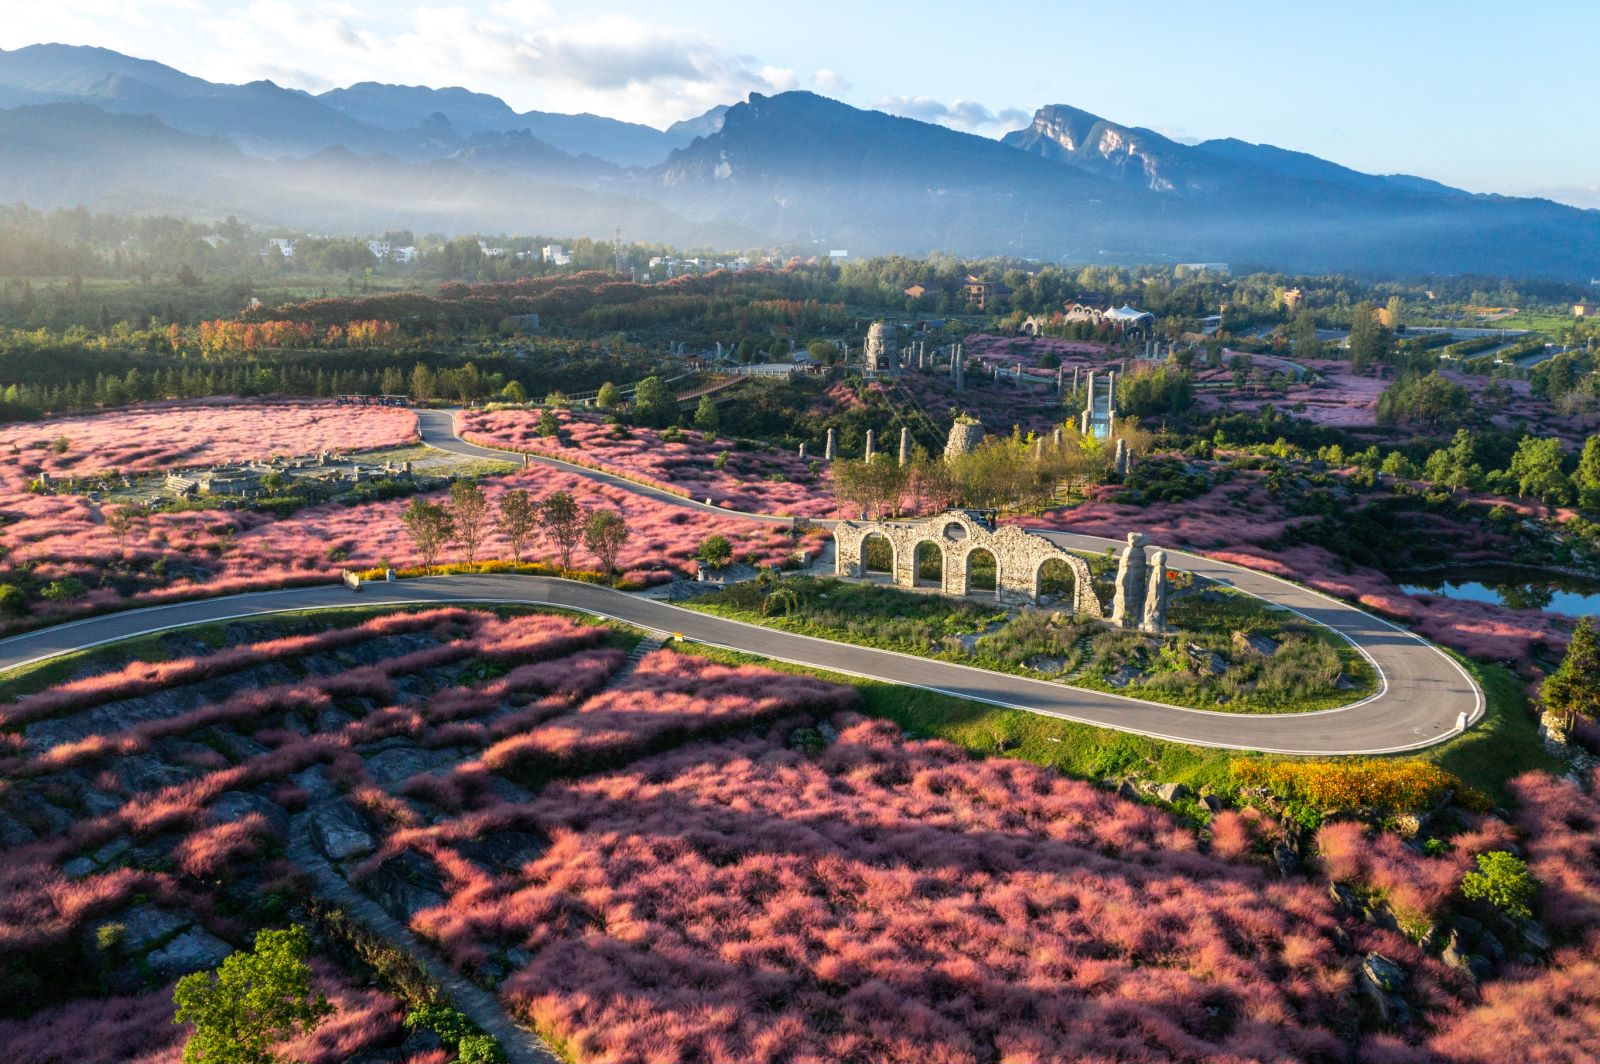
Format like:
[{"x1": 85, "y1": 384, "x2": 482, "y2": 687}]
[{"x1": 613, "y1": 226, "x2": 624, "y2": 277}]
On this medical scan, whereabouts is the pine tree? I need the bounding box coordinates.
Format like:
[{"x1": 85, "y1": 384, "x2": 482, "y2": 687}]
[{"x1": 1543, "y1": 616, "x2": 1600, "y2": 724}]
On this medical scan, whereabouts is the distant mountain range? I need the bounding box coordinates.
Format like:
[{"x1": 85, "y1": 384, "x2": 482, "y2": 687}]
[{"x1": 0, "y1": 42, "x2": 1595, "y2": 278}]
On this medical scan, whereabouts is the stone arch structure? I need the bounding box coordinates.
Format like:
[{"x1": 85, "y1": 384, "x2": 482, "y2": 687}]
[
  {"x1": 859, "y1": 530, "x2": 895, "y2": 575},
  {"x1": 834, "y1": 509, "x2": 1101, "y2": 614}
]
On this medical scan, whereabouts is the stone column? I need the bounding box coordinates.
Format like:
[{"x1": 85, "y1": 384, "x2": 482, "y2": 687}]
[
  {"x1": 864, "y1": 429, "x2": 876, "y2": 463},
  {"x1": 898, "y1": 426, "x2": 911, "y2": 467},
  {"x1": 824, "y1": 428, "x2": 837, "y2": 462},
  {"x1": 1052, "y1": 427, "x2": 1063, "y2": 449},
  {"x1": 1033, "y1": 438, "x2": 1044, "y2": 463},
  {"x1": 1109, "y1": 532, "x2": 1148, "y2": 629},
  {"x1": 1079, "y1": 409, "x2": 1091, "y2": 435},
  {"x1": 1141, "y1": 550, "x2": 1168, "y2": 634},
  {"x1": 1114, "y1": 438, "x2": 1129, "y2": 477},
  {"x1": 798, "y1": 442, "x2": 808, "y2": 461},
  {"x1": 1072, "y1": 365, "x2": 1081, "y2": 393}
]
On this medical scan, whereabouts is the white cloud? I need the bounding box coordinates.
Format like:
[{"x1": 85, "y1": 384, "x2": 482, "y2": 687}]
[
  {"x1": 812, "y1": 68, "x2": 851, "y2": 96},
  {"x1": 874, "y1": 94, "x2": 1029, "y2": 136}
]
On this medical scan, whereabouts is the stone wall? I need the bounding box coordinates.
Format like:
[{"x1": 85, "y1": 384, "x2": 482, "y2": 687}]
[{"x1": 834, "y1": 510, "x2": 1100, "y2": 614}]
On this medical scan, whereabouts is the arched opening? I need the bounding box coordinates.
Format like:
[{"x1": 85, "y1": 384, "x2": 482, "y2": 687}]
[
  {"x1": 914, "y1": 540, "x2": 943, "y2": 587},
  {"x1": 861, "y1": 533, "x2": 894, "y2": 577},
  {"x1": 1037, "y1": 557, "x2": 1078, "y2": 602},
  {"x1": 965, "y1": 547, "x2": 998, "y2": 595}
]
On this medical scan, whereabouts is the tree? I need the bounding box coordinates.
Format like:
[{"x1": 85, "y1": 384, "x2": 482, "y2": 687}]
[
  {"x1": 494, "y1": 489, "x2": 538, "y2": 564},
  {"x1": 104, "y1": 503, "x2": 145, "y2": 545},
  {"x1": 632, "y1": 375, "x2": 677, "y2": 428},
  {"x1": 1348, "y1": 300, "x2": 1392, "y2": 372},
  {"x1": 538, "y1": 490, "x2": 585, "y2": 570},
  {"x1": 1291, "y1": 309, "x2": 1322, "y2": 360},
  {"x1": 595, "y1": 381, "x2": 621, "y2": 410},
  {"x1": 409, "y1": 362, "x2": 437, "y2": 403},
  {"x1": 1576, "y1": 436, "x2": 1600, "y2": 510},
  {"x1": 1543, "y1": 616, "x2": 1600, "y2": 723},
  {"x1": 499, "y1": 380, "x2": 527, "y2": 404},
  {"x1": 449, "y1": 481, "x2": 491, "y2": 565},
  {"x1": 1460, "y1": 851, "x2": 1536, "y2": 921},
  {"x1": 536, "y1": 409, "x2": 560, "y2": 437},
  {"x1": 693, "y1": 394, "x2": 719, "y2": 434},
  {"x1": 695, "y1": 533, "x2": 733, "y2": 569},
  {"x1": 399, "y1": 498, "x2": 455, "y2": 571},
  {"x1": 582, "y1": 508, "x2": 630, "y2": 574},
  {"x1": 1508, "y1": 436, "x2": 1569, "y2": 502},
  {"x1": 172, "y1": 925, "x2": 331, "y2": 1064}
]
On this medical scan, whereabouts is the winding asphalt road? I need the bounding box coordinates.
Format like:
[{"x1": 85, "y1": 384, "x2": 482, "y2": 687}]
[{"x1": 0, "y1": 410, "x2": 1483, "y2": 756}]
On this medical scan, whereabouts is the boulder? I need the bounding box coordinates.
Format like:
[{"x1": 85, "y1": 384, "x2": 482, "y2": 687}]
[
  {"x1": 456, "y1": 831, "x2": 547, "y2": 875},
  {"x1": 1154, "y1": 782, "x2": 1190, "y2": 803},
  {"x1": 1360, "y1": 953, "x2": 1408, "y2": 993},
  {"x1": 290, "y1": 765, "x2": 338, "y2": 801},
  {"x1": 147, "y1": 928, "x2": 233, "y2": 979},
  {"x1": 308, "y1": 799, "x2": 374, "y2": 861},
  {"x1": 1234, "y1": 631, "x2": 1280, "y2": 657},
  {"x1": 0, "y1": 810, "x2": 38, "y2": 848},
  {"x1": 364, "y1": 746, "x2": 453, "y2": 787},
  {"x1": 1272, "y1": 842, "x2": 1301, "y2": 877},
  {"x1": 362, "y1": 849, "x2": 447, "y2": 922},
  {"x1": 114, "y1": 904, "x2": 193, "y2": 952},
  {"x1": 207, "y1": 791, "x2": 289, "y2": 840}
]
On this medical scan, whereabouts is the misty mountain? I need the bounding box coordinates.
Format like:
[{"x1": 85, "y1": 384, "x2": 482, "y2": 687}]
[
  {"x1": 645, "y1": 93, "x2": 1600, "y2": 276},
  {"x1": 316, "y1": 81, "x2": 708, "y2": 167},
  {"x1": 0, "y1": 103, "x2": 746, "y2": 245},
  {"x1": 2, "y1": 44, "x2": 1598, "y2": 277}
]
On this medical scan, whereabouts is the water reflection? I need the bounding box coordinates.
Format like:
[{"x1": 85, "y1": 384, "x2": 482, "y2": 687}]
[{"x1": 1398, "y1": 567, "x2": 1600, "y2": 617}]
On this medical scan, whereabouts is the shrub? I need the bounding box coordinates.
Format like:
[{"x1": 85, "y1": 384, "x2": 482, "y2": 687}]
[
  {"x1": 1461, "y1": 850, "x2": 1536, "y2": 921},
  {"x1": 1232, "y1": 757, "x2": 1463, "y2": 813},
  {"x1": 695, "y1": 534, "x2": 733, "y2": 569},
  {"x1": 41, "y1": 577, "x2": 88, "y2": 602},
  {"x1": 0, "y1": 582, "x2": 27, "y2": 615},
  {"x1": 535, "y1": 410, "x2": 560, "y2": 437},
  {"x1": 403, "y1": 1004, "x2": 478, "y2": 1046},
  {"x1": 172, "y1": 925, "x2": 331, "y2": 1064},
  {"x1": 458, "y1": 1034, "x2": 508, "y2": 1064}
]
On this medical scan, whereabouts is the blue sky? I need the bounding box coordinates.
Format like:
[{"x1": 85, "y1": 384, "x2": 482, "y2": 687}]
[{"x1": 3, "y1": 0, "x2": 1595, "y2": 206}]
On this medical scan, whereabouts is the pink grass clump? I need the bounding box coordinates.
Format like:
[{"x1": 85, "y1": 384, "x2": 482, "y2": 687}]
[{"x1": 415, "y1": 714, "x2": 1352, "y2": 1063}]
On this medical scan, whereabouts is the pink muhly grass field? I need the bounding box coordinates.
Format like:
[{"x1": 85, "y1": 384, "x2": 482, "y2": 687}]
[
  {"x1": 0, "y1": 399, "x2": 417, "y2": 478},
  {"x1": 459, "y1": 408, "x2": 847, "y2": 517},
  {"x1": 416, "y1": 714, "x2": 1355, "y2": 1063}
]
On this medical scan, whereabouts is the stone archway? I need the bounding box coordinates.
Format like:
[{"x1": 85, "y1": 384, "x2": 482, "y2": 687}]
[
  {"x1": 861, "y1": 532, "x2": 894, "y2": 576},
  {"x1": 964, "y1": 547, "x2": 999, "y2": 597},
  {"x1": 913, "y1": 540, "x2": 944, "y2": 588},
  {"x1": 1036, "y1": 555, "x2": 1097, "y2": 616},
  {"x1": 833, "y1": 509, "x2": 1108, "y2": 615}
]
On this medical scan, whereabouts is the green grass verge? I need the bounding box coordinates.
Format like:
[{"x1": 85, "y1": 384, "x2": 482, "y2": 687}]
[{"x1": 669, "y1": 641, "x2": 1556, "y2": 808}]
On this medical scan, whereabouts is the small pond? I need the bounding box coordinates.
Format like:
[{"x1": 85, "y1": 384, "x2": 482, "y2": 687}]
[{"x1": 1397, "y1": 566, "x2": 1600, "y2": 617}]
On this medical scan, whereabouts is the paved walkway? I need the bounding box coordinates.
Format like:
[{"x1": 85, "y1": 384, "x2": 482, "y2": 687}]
[
  {"x1": 289, "y1": 816, "x2": 560, "y2": 1064},
  {"x1": 0, "y1": 408, "x2": 1484, "y2": 755}
]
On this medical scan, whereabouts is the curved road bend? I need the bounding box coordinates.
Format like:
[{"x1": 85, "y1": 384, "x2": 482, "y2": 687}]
[
  {"x1": 0, "y1": 569, "x2": 1476, "y2": 756},
  {"x1": 422, "y1": 407, "x2": 1483, "y2": 752}
]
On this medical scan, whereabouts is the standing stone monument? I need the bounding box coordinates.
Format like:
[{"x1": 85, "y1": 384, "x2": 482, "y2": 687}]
[
  {"x1": 798, "y1": 442, "x2": 808, "y2": 460},
  {"x1": 1114, "y1": 438, "x2": 1129, "y2": 478},
  {"x1": 898, "y1": 426, "x2": 911, "y2": 467},
  {"x1": 864, "y1": 322, "x2": 898, "y2": 376},
  {"x1": 944, "y1": 417, "x2": 985, "y2": 461},
  {"x1": 1110, "y1": 532, "x2": 1149, "y2": 629},
  {"x1": 824, "y1": 428, "x2": 837, "y2": 462},
  {"x1": 864, "y1": 429, "x2": 876, "y2": 463},
  {"x1": 1141, "y1": 550, "x2": 1169, "y2": 633}
]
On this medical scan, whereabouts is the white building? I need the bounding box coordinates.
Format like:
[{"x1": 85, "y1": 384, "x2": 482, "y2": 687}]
[
  {"x1": 541, "y1": 244, "x2": 571, "y2": 266},
  {"x1": 367, "y1": 240, "x2": 391, "y2": 259},
  {"x1": 392, "y1": 246, "x2": 417, "y2": 264},
  {"x1": 478, "y1": 240, "x2": 506, "y2": 259},
  {"x1": 266, "y1": 237, "x2": 296, "y2": 259}
]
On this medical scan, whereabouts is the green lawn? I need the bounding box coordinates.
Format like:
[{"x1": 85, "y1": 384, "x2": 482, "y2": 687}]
[{"x1": 686, "y1": 574, "x2": 1376, "y2": 714}]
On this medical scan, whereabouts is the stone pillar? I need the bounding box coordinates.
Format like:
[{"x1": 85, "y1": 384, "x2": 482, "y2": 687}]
[
  {"x1": 1052, "y1": 427, "x2": 1063, "y2": 449},
  {"x1": 1033, "y1": 438, "x2": 1044, "y2": 463},
  {"x1": 798, "y1": 442, "x2": 808, "y2": 461},
  {"x1": 1072, "y1": 365, "x2": 1080, "y2": 393},
  {"x1": 864, "y1": 429, "x2": 876, "y2": 463},
  {"x1": 1141, "y1": 550, "x2": 1168, "y2": 634},
  {"x1": 1056, "y1": 366, "x2": 1065, "y2": 394},
  {"x1": 944, "y1": 419, "x2": 985, "y2": 461},
  {"x1": 1114, "y1": 438, "x2": 1129, "y2": 477},
  {"x1": 1079, "y1": 409, "x2": 1091, "y2": 435},
  {"x1": 1109, "y1": 532, "x2": 1148, "y2": 629},
  {"x1": 898, "y1": 426, "x2": 911, "y2": 466},
  {"x1": 824, "y1": 428, "x2": 837, "y2": 462}
]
